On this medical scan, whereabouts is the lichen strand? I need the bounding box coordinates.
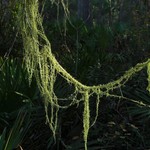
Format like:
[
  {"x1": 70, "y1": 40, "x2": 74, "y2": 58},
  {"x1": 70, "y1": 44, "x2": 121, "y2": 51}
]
[
  {"x1": 83, "y1": 90, "x2": 90, "y2": 150},
  {"x1": 17, "y1": 0, "x2": 150, "y2": 149},
  {"x1": 147, "y1": 62, "x2": 150, "y2": 93},
  {"x1": 90, "y1": 89, "x2": 102, "y2": 127},
  {"x1": 18, "y1": 0, "x2": 40, "y2": 84}
]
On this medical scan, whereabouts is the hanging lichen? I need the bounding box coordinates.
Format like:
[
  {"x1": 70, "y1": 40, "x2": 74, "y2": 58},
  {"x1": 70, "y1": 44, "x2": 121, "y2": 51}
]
[
  {"x1": 147, "y1": 62, "x2": 150, "y2": 93},
  {"x1": 83, "y1": 90, "x2": 90, "y2": 150},
  {"x1": 17, "y1": 0, "x2": 150, "y2": 149}
]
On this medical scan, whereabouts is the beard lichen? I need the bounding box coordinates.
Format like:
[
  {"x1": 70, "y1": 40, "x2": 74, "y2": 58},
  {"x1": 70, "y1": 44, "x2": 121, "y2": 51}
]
[
  {"x1": 147, "y1": 62, "x2": 150, "y2": 93},
  {"x1": 17, "y1": 0, "x2": 150, "y2": 149}
]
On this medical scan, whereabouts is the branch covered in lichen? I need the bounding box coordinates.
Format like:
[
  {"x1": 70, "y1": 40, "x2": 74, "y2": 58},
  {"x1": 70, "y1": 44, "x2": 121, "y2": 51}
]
[{"x1": 17, "y1": 0, "x2": 150, "y2": 149}]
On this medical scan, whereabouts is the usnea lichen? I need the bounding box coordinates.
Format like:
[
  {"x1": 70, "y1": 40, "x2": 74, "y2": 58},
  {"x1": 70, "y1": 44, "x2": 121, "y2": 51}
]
[{"x1": 17, "y1": 1, "x2": 150, "y2": 149}]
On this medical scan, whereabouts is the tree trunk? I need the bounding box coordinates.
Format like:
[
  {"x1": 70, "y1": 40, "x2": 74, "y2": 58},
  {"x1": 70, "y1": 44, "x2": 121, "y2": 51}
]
[
  {"x1": 97, "y1": 1, "x2": 104, "y2": 24},
  {"x1": 78, "y1": 0, "x2": 91, "y2": 25},
  {"x1": 119, "y1": 0, "x2": 135, "y2": 24}
]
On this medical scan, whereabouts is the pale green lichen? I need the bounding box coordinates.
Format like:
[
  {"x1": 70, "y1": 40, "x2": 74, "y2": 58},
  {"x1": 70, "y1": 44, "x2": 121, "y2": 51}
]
[
  {"x1": 83, "y1": 90, "x2": 90, "y2": 150},
  {"x1": 17, "y1": 0, "x2": 150, "y2": 149},
  {"x1": 147, "y1": 62, "x2": 150, "y2": 93}
]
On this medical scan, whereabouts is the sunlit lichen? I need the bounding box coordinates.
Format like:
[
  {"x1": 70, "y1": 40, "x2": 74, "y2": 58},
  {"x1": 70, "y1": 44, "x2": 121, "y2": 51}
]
[
  {"x1": 17, "y1": 0, "x2": 150, "y2": 149},
  {"x1": 147, "y1": 62, "x2": 150, "y2": 93}
]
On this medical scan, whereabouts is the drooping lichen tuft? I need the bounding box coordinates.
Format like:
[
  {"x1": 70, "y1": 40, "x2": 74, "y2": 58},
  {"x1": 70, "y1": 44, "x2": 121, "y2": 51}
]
[
  {"x1": 17, "y1": 0, "x2": 150, "y2": 149},
  {"x1": 147, "y1": 62, "x2": 150, "y2": 93},
  {"x1": 83, "y1": 90, "x2": 90, "y2": 150}
]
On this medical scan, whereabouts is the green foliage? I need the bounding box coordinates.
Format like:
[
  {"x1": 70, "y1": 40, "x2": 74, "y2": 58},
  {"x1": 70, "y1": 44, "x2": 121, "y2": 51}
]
[
  {"x1": 0, "y1": 106, "x2": 31, "y2": 150},
  {"x1": 124, "y1": 85, "x2": 150, "y2": 122},
  {"x1": 0, "y1": 0, "x2": 22, "y2": 57},
  {"x1": 119, "y1": 78, "x2": 150, "y2": 148},
  {"x1": 0, "y1": 57, "x2": 38, "y2": 112}
]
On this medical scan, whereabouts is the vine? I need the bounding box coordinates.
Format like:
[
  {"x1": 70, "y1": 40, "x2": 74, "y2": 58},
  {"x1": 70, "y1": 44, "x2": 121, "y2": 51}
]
[{"x1": 17, "y1": 1, "x2": 150, "y2": 149}]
